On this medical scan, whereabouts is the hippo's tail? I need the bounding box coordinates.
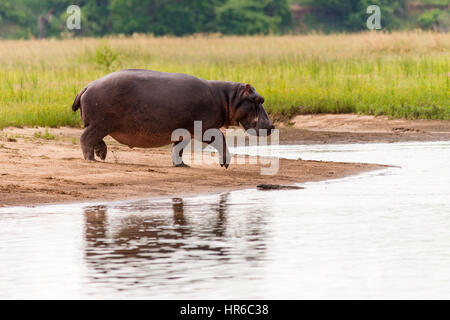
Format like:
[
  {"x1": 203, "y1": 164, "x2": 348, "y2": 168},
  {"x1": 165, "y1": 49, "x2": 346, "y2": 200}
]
[{"x1": 72, "y1": 87, "x2": 88, "y2": 112}]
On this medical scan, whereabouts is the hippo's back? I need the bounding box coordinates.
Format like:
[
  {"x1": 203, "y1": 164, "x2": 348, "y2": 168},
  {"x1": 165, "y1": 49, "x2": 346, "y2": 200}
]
[
  {"x1": 103, "y1": 69, "x2": 205, "y2": 86},
  {"x1": 87, "y1": 69, "x2": 210, "y2": 103}
]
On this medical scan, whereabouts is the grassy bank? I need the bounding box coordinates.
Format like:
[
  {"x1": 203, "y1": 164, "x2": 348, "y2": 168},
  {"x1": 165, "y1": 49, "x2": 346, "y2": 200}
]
[{"x1": 0, "y1": 32, "x2": 449, "y2": 128}]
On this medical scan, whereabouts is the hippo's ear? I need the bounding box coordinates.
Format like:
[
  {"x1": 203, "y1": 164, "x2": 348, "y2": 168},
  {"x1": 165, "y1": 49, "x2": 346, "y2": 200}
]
[{"x1": 242, "y1": 84, "x2": 252, "y2": 97}]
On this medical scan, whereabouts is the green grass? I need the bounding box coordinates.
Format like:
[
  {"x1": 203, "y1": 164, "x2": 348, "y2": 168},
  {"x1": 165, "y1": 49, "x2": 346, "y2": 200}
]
[
  {"x1": 0, "y1": 32, "x2": 449, "y2": 128},
  {"x1": 34, "y1": 128, "x2": 57, "y2": 140}
]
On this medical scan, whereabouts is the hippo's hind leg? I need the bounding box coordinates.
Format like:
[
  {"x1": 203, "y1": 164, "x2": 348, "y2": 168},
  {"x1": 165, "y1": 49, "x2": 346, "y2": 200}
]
[
  {"x1": 94, "y1": 140, "x2": 107, "y2": 160},
  {"x1": 80, "y1": 125, "x2": 109, "y2": 161},
  {"x1": 172, "y1": 140, "x2": 190, "y2": 167}
]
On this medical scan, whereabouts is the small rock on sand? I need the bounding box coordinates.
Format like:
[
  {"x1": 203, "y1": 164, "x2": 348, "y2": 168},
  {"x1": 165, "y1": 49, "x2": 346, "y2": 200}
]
[{"x1": 257, "y1": 184, "x2": 305, "y2": 190}]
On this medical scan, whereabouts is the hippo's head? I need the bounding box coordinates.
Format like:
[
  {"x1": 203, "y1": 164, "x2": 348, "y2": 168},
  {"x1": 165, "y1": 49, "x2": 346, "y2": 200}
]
[{"x1": 231, "y1": 84, "x2": 275, "y2": 136}]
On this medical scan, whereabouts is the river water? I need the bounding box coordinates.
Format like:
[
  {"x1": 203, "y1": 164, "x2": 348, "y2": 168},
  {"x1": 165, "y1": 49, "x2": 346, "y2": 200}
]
[{"x1": 0, "y1": 141, "x2": 449, "y2": 299}]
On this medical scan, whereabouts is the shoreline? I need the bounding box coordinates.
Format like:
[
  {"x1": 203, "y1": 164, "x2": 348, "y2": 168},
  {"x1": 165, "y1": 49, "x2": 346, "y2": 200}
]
[
  {"x1": 0, "y1": 160, "x2": 385, "y2": 208},
  {"x1": 1, "y1": 114, "x2": 449, "y2": 208},
  {"x1": 1, "y1": 167, "x2": 389, "y2": 211}
]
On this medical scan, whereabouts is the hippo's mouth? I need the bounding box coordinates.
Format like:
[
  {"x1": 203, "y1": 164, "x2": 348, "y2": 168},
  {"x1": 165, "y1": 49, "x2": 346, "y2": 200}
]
[{"x1": 235, "y1": 121, "x2": 274, "y2": 136}]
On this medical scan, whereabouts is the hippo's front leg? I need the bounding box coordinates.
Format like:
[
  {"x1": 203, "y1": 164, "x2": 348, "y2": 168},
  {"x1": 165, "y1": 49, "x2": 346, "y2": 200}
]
[
  {"x1": 219, "y1": 143, "x2": 232, "y2": 169},
  {"x1": 204, "y1": 130, "x2": 231, "y2": 169}
]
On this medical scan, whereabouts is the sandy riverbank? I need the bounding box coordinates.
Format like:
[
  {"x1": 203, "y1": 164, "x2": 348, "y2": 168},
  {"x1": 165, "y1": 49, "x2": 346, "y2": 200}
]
[
  {"x1": 2, "y1": 114, "x2": 448, "y2": 207},
  {"x1": 279, "y1": 114, "x2": 450, "y2": 144}
]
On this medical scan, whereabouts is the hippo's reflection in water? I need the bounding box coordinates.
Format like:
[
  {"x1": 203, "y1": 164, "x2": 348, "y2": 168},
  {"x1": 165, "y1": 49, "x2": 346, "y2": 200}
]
[{"x1": 82, "y1": 193, "x2": 268, "y2": 291}]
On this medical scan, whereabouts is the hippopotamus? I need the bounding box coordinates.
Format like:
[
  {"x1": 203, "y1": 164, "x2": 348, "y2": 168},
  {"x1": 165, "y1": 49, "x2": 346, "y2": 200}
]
[{"x1": 71, "y1": 69, "x2": 274, "y2": 168}]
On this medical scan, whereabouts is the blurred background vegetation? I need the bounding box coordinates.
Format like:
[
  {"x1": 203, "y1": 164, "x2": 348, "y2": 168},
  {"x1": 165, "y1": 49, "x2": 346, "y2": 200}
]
[
  {"x1": 0, "y1": 0, "x2": 449, "y2": 39},
  {"x1": 0, "y1": 1, "x2": 448, "y2": 127}
]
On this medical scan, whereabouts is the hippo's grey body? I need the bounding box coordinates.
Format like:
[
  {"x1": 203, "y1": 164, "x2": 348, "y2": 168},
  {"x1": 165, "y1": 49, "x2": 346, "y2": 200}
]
[{"x1": 72, "y1": 69, "x2": 273, "y2": 167}]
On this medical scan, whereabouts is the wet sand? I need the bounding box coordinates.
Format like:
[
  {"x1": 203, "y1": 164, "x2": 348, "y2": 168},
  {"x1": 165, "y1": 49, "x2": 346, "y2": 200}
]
[
  {"x1": 280, "y1": 114, "x2": 450, "y2": 144},
  {"x1": 1, "y1": 114, "x2": 448, "y2": 207}
]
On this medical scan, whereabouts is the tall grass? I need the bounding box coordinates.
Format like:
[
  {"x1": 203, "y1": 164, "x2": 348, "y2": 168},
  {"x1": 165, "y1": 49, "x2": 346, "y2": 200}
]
[{"x1": 0, "y1": 31, "x2": 448, "y2": 128}]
